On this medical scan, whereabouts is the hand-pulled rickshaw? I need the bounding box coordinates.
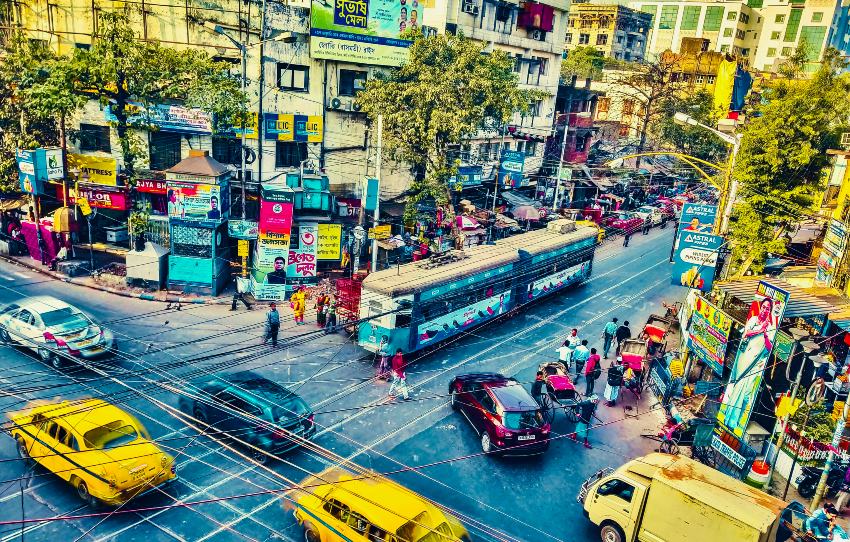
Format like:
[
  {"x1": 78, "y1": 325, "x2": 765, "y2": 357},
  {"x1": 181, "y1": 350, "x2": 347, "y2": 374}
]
[
  {"x1": 619, "y1": 339, "x2": 648, "y2": 400},
  {"x1": 536, "y1": 361, "x2": 583, "y2": 423},
  {"x1": 641, "y1": 314, "x2": 671, "y2": 357}
]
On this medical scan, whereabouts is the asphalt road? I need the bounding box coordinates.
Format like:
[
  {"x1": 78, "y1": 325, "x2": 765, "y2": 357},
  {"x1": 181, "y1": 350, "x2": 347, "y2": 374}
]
[{"x1": 0, "y1": 226, "x2": 684, "y2": 542}]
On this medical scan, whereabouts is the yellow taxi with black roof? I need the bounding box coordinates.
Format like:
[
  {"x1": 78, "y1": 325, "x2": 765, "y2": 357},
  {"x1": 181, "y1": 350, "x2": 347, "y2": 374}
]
[{"x1": 8, "y1": 398, "x2": 177, "y2": 506}]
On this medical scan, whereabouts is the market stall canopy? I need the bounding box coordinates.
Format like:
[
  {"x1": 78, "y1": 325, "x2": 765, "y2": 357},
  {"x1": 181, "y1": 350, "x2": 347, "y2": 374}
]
[
  {"x1": 501, "y1": 190, "x2": 541, "y2": 209},
  {"x1": 513, "y1": 205, "x2": 541, "y2": 221},
  {"x1": 494, "y1": 214, "x2": 518, "y2": 227},
  {"x1": 456, "y1": 215, "x2": 480, "y2": 230},
  {"x1": 0, "y1": 196, "x2": 28, "y2": 212},
  {"x1": 715, "y1": 277, "x2": 840, "y2": 318}
]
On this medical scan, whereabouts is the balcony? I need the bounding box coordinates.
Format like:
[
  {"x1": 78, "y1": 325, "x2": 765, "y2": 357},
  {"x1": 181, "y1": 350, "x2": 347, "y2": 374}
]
[
  {"x1": 565, "y1": 150, "x2": 588, "y2": 164},
  {"x1": 569, "y1": 112, "x2": 594, "y2": 129}
]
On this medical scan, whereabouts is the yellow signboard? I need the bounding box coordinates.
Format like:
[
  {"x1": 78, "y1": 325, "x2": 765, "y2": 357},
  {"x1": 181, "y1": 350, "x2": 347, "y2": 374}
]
[
  {"x1": 317, "y1": 224, "x2": 342, "y2": 260},
  {"x1": 77, "y1": 198, "x2": 92, "y2": 217},
  {"x1": 368, "y1": 225, "x2": 391, "y2": 240},
  {"x1": 237, "y1": 239, "x2": 249, "y2": 257},
  {"x1": 68, "y1": 154, "x2": 118, "y2": 186}
]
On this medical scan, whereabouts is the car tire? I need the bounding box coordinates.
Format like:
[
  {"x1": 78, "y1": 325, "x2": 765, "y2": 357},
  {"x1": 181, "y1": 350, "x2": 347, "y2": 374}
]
[
  {"x1": 0, "y1": 327, "x2": 10, "y2": 343},
  {"x1": 16, "y1": 437, "x2": 30, "y2": 462},
  {"x1": 600, "y1": 521, "x2": 626, "y2": 542},
  {"x1": 481, "y1": 432, "x2": 492, "y2": 454},
  {"x1": 303, "y1": 523, "x2": 321, "y2": 542},
  {"x1": 251, "y1": 447, "x2": 269, "y2": 465},
  {"x1": 450, "y1": 389, "x2": 459, "y2": 411},
  {"x1": 75, "y1": 479, "x2": 98, "y2": 507},
  {"x1": 39, "y1": 347, "x2": 62, "y2": 369}
]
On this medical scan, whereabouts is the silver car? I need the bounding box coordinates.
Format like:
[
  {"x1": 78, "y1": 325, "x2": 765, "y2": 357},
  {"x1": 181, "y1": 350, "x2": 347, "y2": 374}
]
[{"x1": 0, "y1": 296, "x2": 115, "y2": 368}]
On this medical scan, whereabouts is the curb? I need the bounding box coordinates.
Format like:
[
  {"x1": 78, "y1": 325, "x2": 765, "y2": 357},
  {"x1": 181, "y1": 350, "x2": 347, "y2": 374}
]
[{"x1": 0, "y1": 254, "x2": 234, "y2": 305}]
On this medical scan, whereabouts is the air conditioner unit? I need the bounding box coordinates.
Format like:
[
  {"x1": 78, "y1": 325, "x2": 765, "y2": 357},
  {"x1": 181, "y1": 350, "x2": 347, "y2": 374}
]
[
  {"x1": 462, "y1": 1, "x2": 479, "y2": 15},
  {"x1": 329, "y1": 97, "x2": 354, "y2": 111},
  {"x1": 531, "y1": 29, "x2": 546, "y2": 41}
]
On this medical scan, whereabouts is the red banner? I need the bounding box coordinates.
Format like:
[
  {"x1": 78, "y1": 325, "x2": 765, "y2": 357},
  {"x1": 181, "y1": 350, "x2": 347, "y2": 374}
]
[
  {"x1": 57, "y1": 183, "x2": 129, "y2": 211},
  {"x1": 135, "y1": 179, "x2": 167, "y2": 194}
]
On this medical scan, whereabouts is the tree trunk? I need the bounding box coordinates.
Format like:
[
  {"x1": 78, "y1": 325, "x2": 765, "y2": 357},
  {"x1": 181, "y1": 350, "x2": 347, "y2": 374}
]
[
  {"x1": 114, "y1": 75, "x2": 135, "y2": 180},
  {"x1": 59, "y1": 114, "x2": 69, "y2": 206},
  {"x1": 635, "y1": 100, "x2": 653, "y2": 170}
]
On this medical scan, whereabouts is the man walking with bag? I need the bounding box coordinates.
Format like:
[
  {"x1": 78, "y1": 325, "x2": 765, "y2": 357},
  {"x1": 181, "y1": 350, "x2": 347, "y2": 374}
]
[{"x1": 388, "y1": 349, "x2": 410, "y2": 400}]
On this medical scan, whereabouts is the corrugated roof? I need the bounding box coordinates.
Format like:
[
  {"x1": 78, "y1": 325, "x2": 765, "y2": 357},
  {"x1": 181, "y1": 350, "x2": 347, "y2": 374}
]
[
  {"x1": 166, "y1": 151, "x2": 230, "y2": 177},
  {"x1": 495, "y1": 224, "x2": 597, "y2": 257},
  {"x1": 715, "y1": 277, "x2": 840, "y2": 318}
]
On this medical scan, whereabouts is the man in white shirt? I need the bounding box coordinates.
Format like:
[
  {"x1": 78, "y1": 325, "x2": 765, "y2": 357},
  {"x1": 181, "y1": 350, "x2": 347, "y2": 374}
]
[{"x1": 557, "y1": 328, "x2": 580, "y2": 371}]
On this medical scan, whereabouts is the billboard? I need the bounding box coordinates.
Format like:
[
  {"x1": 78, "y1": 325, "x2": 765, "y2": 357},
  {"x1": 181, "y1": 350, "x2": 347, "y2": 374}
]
[
  {"x1": 450, "y1": 166, "x2": 483, "y2": 190},
  {"x1": 17, "y1": 147, "x2": 66, "y2": 195},
  {"x1": 166, "y1": 181, "x2": 228, "y2": 222},
  {"x1": 717, "y1": 281, "x2": 789, "y2": 438},
  {"x1": 105, "y1": 103, "x2": 213, "y2": 135},
  {"x1": 287, "y1": 224, "x2": 319, "y2": 289},
  {"x1": 499, "y1": 149, "x2": 526, "y2": 189},
  {"x1": 679, "y1": 203, "x2": 717, "y2": 234},
  {"x1": 317, "y1": 224, "x2": 343, "y2": 260},
  {"x1": 672, "y1": 230, "x2": 722, "y2": 291},
  {"x1": 68, "y1": 154, "x2": 118, "y2": 186},
  {"x1": 310, "y1": 0, "x2": 420, "y2": 66},
  {"x1": 252, "y1": 185, "x2": 295, "y2": 300},
  {"x1": 817, "y1": 219, "x2": 847, "y2": 286},
  {"x1": 263, "y1": 114, "x2": 323, "y2": 142},
  {"x1": 687, "y1": 296, "x2": 733, "y2": 376}
]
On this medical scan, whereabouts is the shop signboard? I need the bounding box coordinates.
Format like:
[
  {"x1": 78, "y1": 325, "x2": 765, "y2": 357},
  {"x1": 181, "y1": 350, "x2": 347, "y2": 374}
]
[
  {"x1": 317, "y1": 224, "x2": 342, "y2": 260},
  {"x1": 498, "y1": 149, "x2": 526, "y2": 189},
  {"x1": 309, "y1": 0, "x2": 420, "y2": 66},
  {"x1": 717, "y1": 280, "x2": 789, "y2": 438},
  {"x1": 16, "y1": 149, "x2": 41, "y2": 195},
  {"x1": 43, "y1": 148, "x2": 64, "y2": 180},
  {"x1": 450, "y1": 166, "x2": 483, "y2": 190},
  {"x1": 105, "y1": 103, "x2": 213, "y2": 134},
  {"x1": 687, "y1": 296, "x2": 733, "y2": 376},
  {"x1": 263, "y1": 113, "x2": 323, "y2": 142},
  {"x1": 135, "y1": 179, "x2": 168, "y2": 194},
  {"x1": 252, "y1": 184, "x2": 295, "y2": 300},
  {"x1": 368, "y1": 224, "x2": 391, "y2": 240},
  {"x1": 166, "y1": 181, "x2": 228, "y2": 222},
  {"x1": 287, "y1": 224, "x2": 319, "y2": 287},
  {"x1": 68, "y1": 154, "x2": 118, "y2": 186},
  {"x1": 228, "y1": 219, "x2": 259, "y2": 240},
  {"x1": 710, "y1": 425, "x2": 755, "y2": 479},
  {"x1": 57, "y1": 183, "x2": 129, "y2": 211},
  {"x1": 672, "y1": 230, "x2": 722, "y2": 291},
  {"x1": 817, "y1": 219, "x2": 847, "y2": 286}
]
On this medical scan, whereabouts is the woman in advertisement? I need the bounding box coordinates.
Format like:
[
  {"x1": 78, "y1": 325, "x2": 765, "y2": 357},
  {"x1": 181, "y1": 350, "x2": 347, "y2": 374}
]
[{"x1": 721, "y1": 297, "x2": 777, "y2": 434}]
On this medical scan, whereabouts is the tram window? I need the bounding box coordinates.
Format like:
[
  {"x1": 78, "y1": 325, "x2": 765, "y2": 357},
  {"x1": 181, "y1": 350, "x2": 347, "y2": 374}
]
[{"x1": 396, "y1": 312, "x2": 412, "y2": 328}]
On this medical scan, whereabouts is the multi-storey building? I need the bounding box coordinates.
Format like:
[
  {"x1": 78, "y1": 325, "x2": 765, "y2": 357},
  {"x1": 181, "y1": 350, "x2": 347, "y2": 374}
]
[
  {"x1": 565, "y1": 4, "x2": 652, "y2": 62},
  {"x1": 629, "y1": 0, "x2": 843, "y2": 72}
]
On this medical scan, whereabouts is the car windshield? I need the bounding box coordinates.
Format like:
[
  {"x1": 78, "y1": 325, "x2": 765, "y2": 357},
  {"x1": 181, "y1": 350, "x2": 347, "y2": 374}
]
[
  {"x1": 40, "y1": 307, "x2": 90, "y2": 331},
  {"x1": 639, "y1": 207, "x2": 653, "y2": 213},
  {"x1": 617, "y1": 213, "x2": 631, "y2": 220},
  {"x1": 83, "y1": 420, "x2": 139, "y2": 449},
  {"x1": 503, "y1": 410, "x2": 544, "y2": 430},
  {"x1": 272, "y1": 396, "x2": 311, "y2": 421}
]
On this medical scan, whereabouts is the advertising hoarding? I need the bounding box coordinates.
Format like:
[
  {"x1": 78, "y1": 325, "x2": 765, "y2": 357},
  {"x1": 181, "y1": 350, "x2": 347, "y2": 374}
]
[
  {"x1": 263, "y1": 114, "x2": 323, "y2": 142},
  {"x1": 498, "y1": 149, "x2": 526, "y2": 189},
  {"x1": 252, "y1": 185, "x2": 295, "y2": 300},
  {"x1": 717, "y1": 281, "x2": 789, "y2": 438},
  {"x1": 310, "y1": 0, "x2": 420, "y2": 66},
  {"x1": 317, "y1": 224, "x2": 343, "y2": 260},
  {"x1": 687, "y1": 296, "x2": 733, "y2": 376},
  {"x1": 672, "y1": 230, "x2": 722, "y2": 291},
  {"x1": 287, "y1": 224, "x2": 319, "y2": 288},
  {"x1": 105, "y1": 103, "x2": 212, "y2": 135},
  {"x1": 68, "y1": 154, "x2": 118, "y2": 186},
  {"x1": 166, "y1": 181, "x2": 228, "y2": 222}
]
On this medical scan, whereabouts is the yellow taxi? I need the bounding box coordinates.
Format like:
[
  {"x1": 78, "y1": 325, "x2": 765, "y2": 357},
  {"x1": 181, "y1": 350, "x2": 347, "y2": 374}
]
[
  {"x1": 292, "y1": 469, "x2": 472, "y2": 542},
  {"x1": 9, "y1": 399, "x2": 177, "y2": 506}
]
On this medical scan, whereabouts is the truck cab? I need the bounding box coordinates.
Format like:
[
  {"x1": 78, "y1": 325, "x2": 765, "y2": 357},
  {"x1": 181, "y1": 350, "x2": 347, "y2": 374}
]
[{"x1": 578, "y1": 467, "x2": 648, "y2": 542}]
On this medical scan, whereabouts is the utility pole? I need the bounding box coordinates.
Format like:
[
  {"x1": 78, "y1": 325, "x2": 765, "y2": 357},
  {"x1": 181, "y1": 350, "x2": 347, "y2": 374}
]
[
  {"x1": 256, "y1": 0, "x2": 267, "y2": 185},
  {"x1": 812, "y1": 366, "x2": 847, "y2": 509},
  {"x1": 370, "y1": 114, "x2": 383, "y2": 273},
  {"x1": 552, "y1": 111, "x2": 570, "y2": 212},
  {"x1": 239, "y1": 42, "x2": 248, "y2": 218},
  {"x1": 718, "y1": 136, "x2": 741, "y2": 235}
]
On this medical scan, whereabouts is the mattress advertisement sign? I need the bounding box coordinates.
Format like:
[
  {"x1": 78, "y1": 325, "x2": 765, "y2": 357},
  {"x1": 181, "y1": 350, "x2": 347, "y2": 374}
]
[
  {"x1": 717, "y1": 281, "x2": 789, "y2": 438},
  {"x1": 527, "y1": 262, "x2": 590, "y2": 301},
  {"x1": 310, "y1": 0, "x2": 421, "y2": 66},
  {"x1": 416, "y1": 291, "x2": 511, "y2": 348},
  {"x1": 687, "y1": 296, "x2": 733, "y2": 376}
]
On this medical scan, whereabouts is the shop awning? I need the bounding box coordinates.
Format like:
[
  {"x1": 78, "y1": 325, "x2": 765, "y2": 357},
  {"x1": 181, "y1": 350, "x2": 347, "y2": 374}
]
[
  {"x1": 0, "y1": 196, "x2": 28, "y2": 211},
  {"x1": 830, "y1": 317, "x2": 850, "y2": 333},
  {"x1": 715, "y1": 278, "x2": 840, "y2": 318}
]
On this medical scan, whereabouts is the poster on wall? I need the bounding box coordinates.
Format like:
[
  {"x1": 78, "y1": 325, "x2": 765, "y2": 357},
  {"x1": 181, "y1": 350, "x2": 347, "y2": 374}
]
[
  {"x1": 287, "y1": 224, "x2": 319, "y2": 289},
  {"x1": 498, "y1": 149, "x2": 526, "y2": 189},
  {"x1": 166, "y1": 181, "x2": 228, "y2": 222},
  {"x1": 310, "y1": 0, "x2": 422, "y2": 66},
  {"x1": 687, "y1": 296, "x2": 732, "y2": 376},
  {"x1": 717, "y1": 281, "x2": 789, "y2": 438},
  {"x1": 252, "y1": 184, "x2": 295, "y2": 300},
  {"x1": 317, "y1": 224, "x2": 343, "y2": 260}
]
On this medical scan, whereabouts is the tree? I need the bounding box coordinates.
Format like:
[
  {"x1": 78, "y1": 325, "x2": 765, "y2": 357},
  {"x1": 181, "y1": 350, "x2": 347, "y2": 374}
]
[
  {"x1": 656, "y1": 90, "x2": 728, "y2": 164},
  {"x1": 356, "y1": 32, "x2": 535, "y2": 222},
  {"x1": 727, "y1": 53, "x2": 850, "y2": 276},
  {"x1": 560, "y1": 46, "x2": 606, "y2": 81},
  {"x1": 68, "y1": 11, "x2": 246, "y2": 180}
]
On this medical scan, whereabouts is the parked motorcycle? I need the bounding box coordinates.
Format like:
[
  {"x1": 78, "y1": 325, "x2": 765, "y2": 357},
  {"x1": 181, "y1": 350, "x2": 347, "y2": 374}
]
[{"x1": 796, "y1": 459, "x2": 849, "y2": 499}]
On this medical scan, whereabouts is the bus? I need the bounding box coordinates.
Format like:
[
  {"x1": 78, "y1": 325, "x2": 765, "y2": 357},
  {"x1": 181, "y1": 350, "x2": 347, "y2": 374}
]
[{"x1": 356, "y1": 220, "x2": 598, "y2": 355}]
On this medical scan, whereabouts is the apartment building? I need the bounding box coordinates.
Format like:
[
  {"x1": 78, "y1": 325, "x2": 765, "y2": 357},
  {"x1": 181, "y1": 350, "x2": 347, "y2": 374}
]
[
  {"x1": 629, "y1": 0, "x2": 843, "y2": 72},
  {"x1": 565, "y1": 4, "x2": 652, "y2": 62}
]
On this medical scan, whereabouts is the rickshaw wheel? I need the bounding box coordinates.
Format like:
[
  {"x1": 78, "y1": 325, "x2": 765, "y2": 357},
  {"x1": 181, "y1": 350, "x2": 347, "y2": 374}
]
[
  {"x1": 540, "y1": 394, "x2": 556, "y2": 424},
  {"x1": 565, "y1": 402, "x2": 581, "y2": 423}
]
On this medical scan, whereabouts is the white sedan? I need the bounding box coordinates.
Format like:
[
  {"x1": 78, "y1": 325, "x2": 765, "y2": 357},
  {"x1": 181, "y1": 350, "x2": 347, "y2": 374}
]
[
  {"x1": 633, "y1": 206, "x2": 664, "y2": 226},
  {"x1": 0, "y1": 296, "x2": 115, "y2": 368}
]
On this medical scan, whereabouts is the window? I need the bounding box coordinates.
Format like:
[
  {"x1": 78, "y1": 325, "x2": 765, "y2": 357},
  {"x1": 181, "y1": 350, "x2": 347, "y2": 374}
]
[
  {"x1": 480, "y1": 392, "x2": 497, "y2": 413},
  {"x1": 640, "y1": 5, "x2": 657, "y2": 21},
  {"x1": 720, "y1": 45, "x2": 730, "y2": 52},
  {"x1": 275, "y1": 141, "x2": 308, "y2": 168},
  {"x1": 812, "y1": 12, "x2": 823, "y2": 22},
  {"x1": 775, "y1": 14, "x2": 786, "y2": 23},
  {"x1": 727, "y1": 11, "x2": 737, "y2": 20},
  {"x1": 767, "y1": 47, "x2": 777, "y2": 56},
  {"x1": 736, "y1": 29, "x2": 746, "y2": 40},
  {"x1": 338, "y1": 69, "x2": 367, "y2": 97},
  {"x1": 525, "y1": 141, "x2": 537, "y2": 156},
  {"x1": 771, "y1": 31, "x2": 781, "y2": 39},
  {"x1": 681, "y1": 6, "x2": 701, "y2": 30},
  {"x1": 55, "y1": 425, "x2": 69, "y2": 447},
  {"x1": 704, "y1": 6, "x2": 724, "y2": 31},
  {"x1": 212, "y1": 137, "x2": 242, "y2": 166},
  {"x1": 74, "y1": 42, "x2": 90, "y2": 50},
  {"x1": 618, "y1": 124, "x2": 629, "y2": 138},
  {"x1": 785, "y1": 9, "x2": 802, "y2": 41},
  {"x1": 741, "y1": 48, "x2": 750, "y2": 56},
  {"x1": 78, "y1": 123, "x2": 111, "y2": 153},
  {"x1": 659, "y1": 6, "x2": 679, "y2": 29},
  {"x1": 707, "y1": 75, "x2": 716, "y2": 84},
  {"x1": 513, "y1": 54, "x2": 522, "y2": 72},
  {"x1": 616, "y1": 34, "x2": 623, "y2": 44},
  {"x1": 565, "y1": 32, "x2": 572, "y2": 43},
  {"x1": 782, "y1": 46, "x2": 793, "y2": 55},
  {"x1": 695, "y1": 75, "x2": 705, "y2": 84},
  {"x1": 528, "y1": 99, "x2": 542, "y2": 116},
  {"x1": 16, "y1": 309, "x2": 34, "y2": 325},
  {"x1": 217, "y1": 392, "x2": 262, "y2": 417},
  {"x1": 526, "y1": 62, "x2": 541, "y2": 85},
  {"x1": 149, "y1": 131, "x2": 182, "y2": 171},
  {"x1": 597, "y1": 97, "x2": 610, "y2": 113},
  {"x1": 537, "y1": 57, "x2": 548, "y2": 75},
  {"x1": 578, "y1": 33, "x2": 590, "y2": 44},
  {"x1": 723, "y1": 28, "x2": 733, "y2": 37},
  {"x1": 277, "y1": 63, "x2": 309, "y2": 91},
  {"x1": 596, "y1": 34, "x2": 608, "y2": 45},
  {"x1": 514, "y1": 140, "x2": 523, "y2": 154},
  {"x1": 323, "y1": 499, "x2": 350, "y2": 522},
  {"x1": 740, "y1": 12, "x2": 749, "y2": 24},
  {"x1": 799, "y1": 26, "x2": 827, "y2": 58},
  {"x1": 346, "y1": 512, "x2": 369, "y2": 535},
  {"x1": 597, "y1": 479, "x2": 635, "y2": 502},
  {"x1": 622, "y1": 99, "x2": 635, "y2": 115}
]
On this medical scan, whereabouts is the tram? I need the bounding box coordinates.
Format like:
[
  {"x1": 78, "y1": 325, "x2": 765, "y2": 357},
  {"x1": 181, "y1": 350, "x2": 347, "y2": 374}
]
[{"x1": 356, "y1": 220, "x2": 599, "y2": 354}]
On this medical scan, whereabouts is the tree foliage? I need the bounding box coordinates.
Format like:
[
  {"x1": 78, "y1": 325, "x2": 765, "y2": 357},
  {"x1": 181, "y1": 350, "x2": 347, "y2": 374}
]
[
  {"x1": 656, "y1": 90, "x2": 728, "y2": 164},
  {"x1": 728, "y1": 53, "x2": 850, "y2": 276},
  {"x1": 357, "y1": 32, "x2": 536, "y2": 221},
  {"x1": 560, "y1": 46, "x2": 606, "y2": 81}
]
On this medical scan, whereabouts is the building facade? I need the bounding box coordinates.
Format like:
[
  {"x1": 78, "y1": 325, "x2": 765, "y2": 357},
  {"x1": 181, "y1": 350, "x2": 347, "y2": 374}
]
[
  {"x1": 565, "y1": 4, "x2": 652, "y2": 62},
  {"x1": 630, "y1": 0, "x2": 843, "y2": 72}
]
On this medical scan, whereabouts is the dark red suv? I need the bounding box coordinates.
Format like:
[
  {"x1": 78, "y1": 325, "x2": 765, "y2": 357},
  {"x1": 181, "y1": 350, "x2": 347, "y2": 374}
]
[{"x1": 449, "y1": 373, "x2": 550, "y2": 456}]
